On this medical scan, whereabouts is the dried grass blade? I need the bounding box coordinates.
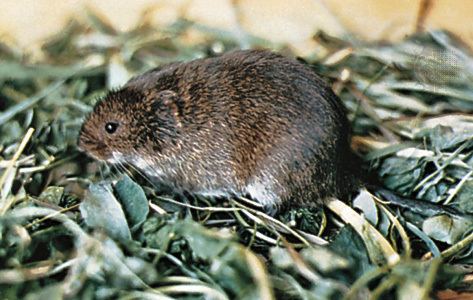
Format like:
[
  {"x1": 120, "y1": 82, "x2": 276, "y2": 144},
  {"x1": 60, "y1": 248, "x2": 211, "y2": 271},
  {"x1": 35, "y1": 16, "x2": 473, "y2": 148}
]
[{"x1": 326, "y1": 198, "x2": 400, "y2": 266}]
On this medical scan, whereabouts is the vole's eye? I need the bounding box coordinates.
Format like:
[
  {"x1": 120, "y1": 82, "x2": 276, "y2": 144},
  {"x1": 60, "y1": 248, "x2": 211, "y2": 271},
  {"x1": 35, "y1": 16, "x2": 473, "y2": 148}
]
[{"x1": 105, "y1": 122, "x2": 119, "y2": 134}]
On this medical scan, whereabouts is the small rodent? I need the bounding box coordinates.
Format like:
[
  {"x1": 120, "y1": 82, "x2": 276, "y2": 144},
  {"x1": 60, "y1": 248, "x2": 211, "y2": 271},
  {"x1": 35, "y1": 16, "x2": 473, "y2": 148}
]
[{"x1": 78, "y1": 49, "x2": 359, "y2": 211}]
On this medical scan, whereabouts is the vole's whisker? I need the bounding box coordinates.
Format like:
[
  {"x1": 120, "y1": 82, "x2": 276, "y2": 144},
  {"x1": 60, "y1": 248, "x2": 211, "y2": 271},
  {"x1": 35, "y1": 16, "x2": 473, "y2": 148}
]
[
  {"x1": 120, "y1": 162, "x2": 135, "y2": 179},
  {"x1": 115, "y1": 160, "x2": 127, "y2": 176},
  {"x1": 112, "y1": 164, "x2": 124, "y2": 180},
  {"x1": 125, "y1": 161, "x2": 161, "y2": 190},
  {"x1": 97, "y1": 161, "x2": 103, "y2": 182}
]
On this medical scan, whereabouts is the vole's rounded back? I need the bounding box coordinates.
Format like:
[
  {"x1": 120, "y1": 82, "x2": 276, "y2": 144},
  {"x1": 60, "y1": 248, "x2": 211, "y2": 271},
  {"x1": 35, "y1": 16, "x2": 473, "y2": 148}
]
[{"x1": 79, "y1": 49, "x2": 358, "y2": 211}]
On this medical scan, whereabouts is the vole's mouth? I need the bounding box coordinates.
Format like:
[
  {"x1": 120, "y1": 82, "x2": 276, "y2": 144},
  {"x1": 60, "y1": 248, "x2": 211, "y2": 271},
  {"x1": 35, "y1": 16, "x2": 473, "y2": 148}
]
[{"x1": 76, "y1": 136, "x2": 113, "y2": 163}]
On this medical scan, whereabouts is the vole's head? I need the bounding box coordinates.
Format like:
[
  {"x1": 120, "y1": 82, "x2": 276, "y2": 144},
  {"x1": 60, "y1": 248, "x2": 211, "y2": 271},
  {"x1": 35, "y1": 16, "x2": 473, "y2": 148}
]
[{"x1": 78, "y1": 87, "x2": 180, "y2": 163}]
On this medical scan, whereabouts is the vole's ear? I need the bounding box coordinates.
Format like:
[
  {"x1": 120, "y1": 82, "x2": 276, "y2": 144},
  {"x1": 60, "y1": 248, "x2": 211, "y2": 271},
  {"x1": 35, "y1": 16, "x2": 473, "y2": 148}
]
[{"x1": 144, "y1": 90, "x2": 184, "y2": 127}]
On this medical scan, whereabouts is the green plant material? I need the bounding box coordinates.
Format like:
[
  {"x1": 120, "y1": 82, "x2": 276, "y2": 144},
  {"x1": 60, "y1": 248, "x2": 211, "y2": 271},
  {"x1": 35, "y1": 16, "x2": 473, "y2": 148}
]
[
  {"x1": 441, "y1": 231, "x2": 473, "y2": 260},
  {"x1": 422, "y1": 214, "x2": 473, "y2": 244},
  {"x1": 353, "y1": 189, "x2": 378, "y2": 225},
  {"x1": 452, "y1": 181, "x2": 473, "y2": 213},
  {"x1": 301, "y1": 247, "x2": 350, "y2": 273},
  {"x1": 144, "y1": 216, "x2": 273, "y2": 299},
  {"x1": 328, "y1": 226, "x2": 373, "y2": 282},
  {"x1": 80, "y1": 182, "x2": 132, "y2": 242},
  {"x1": 24, "y1": 283, "x2": 64, "y2": 300},
  {"x1": 115, "y1": 175, "x2": 149, "y2": 232},
  {"x1": 326, "y1": 199, "x2": 400, "y2": 266},
  {"x1": 38, "y1": 186, "x2": 65, "y2": 206}
]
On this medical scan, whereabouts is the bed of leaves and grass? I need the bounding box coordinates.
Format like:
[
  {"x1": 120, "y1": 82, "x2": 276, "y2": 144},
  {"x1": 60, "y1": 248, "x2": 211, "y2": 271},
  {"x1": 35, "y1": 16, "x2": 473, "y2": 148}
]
[{"x1": 0, "y1": 12, "x2": 472, "y2": 300}]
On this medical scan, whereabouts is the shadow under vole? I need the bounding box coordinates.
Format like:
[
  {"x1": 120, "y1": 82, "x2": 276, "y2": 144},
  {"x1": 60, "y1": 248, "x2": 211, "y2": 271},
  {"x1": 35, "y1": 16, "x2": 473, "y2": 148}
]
[{"x1": 78, "y1": 49, "x2": 360, "y2": 212}]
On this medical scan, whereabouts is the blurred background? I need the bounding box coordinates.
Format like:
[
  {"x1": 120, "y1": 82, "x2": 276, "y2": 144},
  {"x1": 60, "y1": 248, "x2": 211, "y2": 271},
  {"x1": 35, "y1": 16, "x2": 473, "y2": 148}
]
[{"x1": 1, "y1": 0, "x2": 471, "y2": 57}]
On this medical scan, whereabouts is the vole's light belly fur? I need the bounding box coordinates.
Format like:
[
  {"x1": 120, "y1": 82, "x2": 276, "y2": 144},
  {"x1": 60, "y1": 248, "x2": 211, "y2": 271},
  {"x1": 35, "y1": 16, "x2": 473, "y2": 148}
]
[
  {"x1": 129, "y1": 124, "x2": 307, "y2": 209},
  {"x1": 131, "y1": 144, "x2": 281, "y2": 206}
]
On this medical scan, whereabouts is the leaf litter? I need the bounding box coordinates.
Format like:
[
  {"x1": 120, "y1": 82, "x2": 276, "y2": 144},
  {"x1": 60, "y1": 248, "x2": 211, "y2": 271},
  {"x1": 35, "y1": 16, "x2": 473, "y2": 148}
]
[{"x1": 0, "y1": 11, "x2": 472, "y2": 300}]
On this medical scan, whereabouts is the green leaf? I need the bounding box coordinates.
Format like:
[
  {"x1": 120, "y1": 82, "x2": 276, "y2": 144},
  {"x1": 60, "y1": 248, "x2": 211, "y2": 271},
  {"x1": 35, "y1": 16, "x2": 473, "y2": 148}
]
[
  {"x1": 270, "y1": 247, "x2": 295, "y2": 269},
  {"x1": 80, "y1": 182, "x2": 131, "y2": 242},
  {"x1": 143, "y1": 215, "x2": 176, "y2": 251},
  {"x1": 25, "y1": 283, "x2": 64, "y2": 300},
  {"x1": 406, "y1": 222, "x2": 441, "y2": 257},
  {"x1": 396, "y1": 281, "x2": 423, "y2": 300},
  {"x1": 427, "y1": 125, "x2": 473, "y2": 151},
  {"x1": 38, "y1": 186, "x2": 64, "y2": 206},
  {"x1": 114, "y1": 175, "x2": 149, "y2": 232},
  {"x1": 301, "y1": 247, "x2": 350, "y2": 273},
  {"x1": 0, "y1": 120, "x2": 23, "y2": 145},
  {"x1": 328, "y1": 226, "x2": 373, "y2": 283},
  {"x1": 422, "y1": 214, "x2": 473, "y2": 244},
  {"x1": 452, "y1": 181, "x2": 473, "y2": 214},
  {"x1": 353, "y1": 190, "x2": 378, "y2": 225},
  {"x1": 379, "y1": 157, "x2": 426, "y2": 194},
  {"x1": 178, "y1": 220, "x2": 234, "y2": 260},
  {"x1": 391, "y1": 259, "x2": 464, "y2": 291}
]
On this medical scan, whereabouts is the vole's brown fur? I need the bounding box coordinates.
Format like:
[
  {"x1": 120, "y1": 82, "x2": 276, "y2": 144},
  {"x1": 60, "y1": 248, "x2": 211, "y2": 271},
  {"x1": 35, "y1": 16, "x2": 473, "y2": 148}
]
[{"x1": 79, "y1": 49, "x2": 359, "y2": 211}]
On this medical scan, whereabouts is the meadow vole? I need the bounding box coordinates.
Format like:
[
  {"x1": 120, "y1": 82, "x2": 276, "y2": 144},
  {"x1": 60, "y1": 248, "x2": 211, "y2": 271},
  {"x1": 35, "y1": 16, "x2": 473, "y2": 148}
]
[{"x1": 78, "y1": 49, "x2": 359, "y2": 211}]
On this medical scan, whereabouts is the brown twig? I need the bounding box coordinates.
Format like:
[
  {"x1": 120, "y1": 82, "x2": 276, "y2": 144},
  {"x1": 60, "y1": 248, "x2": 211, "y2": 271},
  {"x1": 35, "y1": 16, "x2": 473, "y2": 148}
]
[{"x1": 416, "y1": 0, "x2": 434, "y2": 32}]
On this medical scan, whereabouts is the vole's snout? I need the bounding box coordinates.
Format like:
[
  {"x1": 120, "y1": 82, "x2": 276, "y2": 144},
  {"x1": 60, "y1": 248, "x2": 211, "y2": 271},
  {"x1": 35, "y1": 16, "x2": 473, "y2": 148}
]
[
  {"x1": 77, "y1": 123, "x2": 109, "y2": 161},
  {"x1": 78, "y1": 140, "x2": 110, "y2": 161},
  {"x1": 77, "y1": 126, "x2": 93, "y2": 152}
]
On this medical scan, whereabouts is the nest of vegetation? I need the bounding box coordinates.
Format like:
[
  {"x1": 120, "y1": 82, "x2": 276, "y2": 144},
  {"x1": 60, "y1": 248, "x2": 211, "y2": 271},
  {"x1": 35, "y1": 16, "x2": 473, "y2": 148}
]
[{"x1": 0, "y1": 12, "x2": 472, "y2": 300}]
